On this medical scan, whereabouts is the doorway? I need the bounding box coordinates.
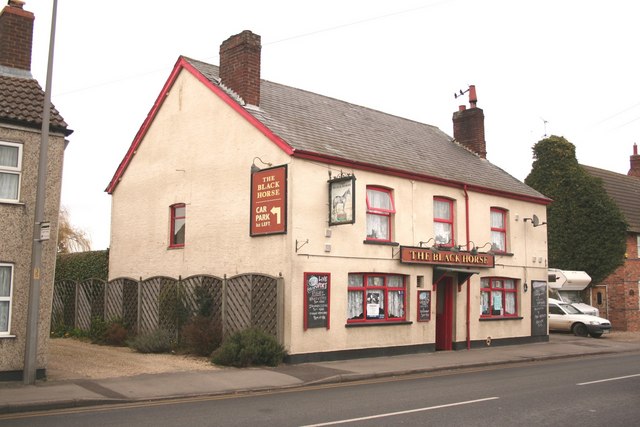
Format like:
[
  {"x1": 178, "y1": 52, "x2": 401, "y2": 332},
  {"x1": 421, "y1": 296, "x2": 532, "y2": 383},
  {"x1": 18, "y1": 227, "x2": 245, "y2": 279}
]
[{"x1": 435, "y1": 277, "x2": 454, "y2": 351}]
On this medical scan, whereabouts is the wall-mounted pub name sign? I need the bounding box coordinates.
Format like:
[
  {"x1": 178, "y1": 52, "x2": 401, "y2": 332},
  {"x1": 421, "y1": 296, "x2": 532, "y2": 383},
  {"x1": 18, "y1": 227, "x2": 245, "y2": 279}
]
[
  {"x1": 250, "y1": 165, "x2": 287, "y2": 236},
  {"x1": 400, "y1": 246, "x2": 495, "y2": 268}
]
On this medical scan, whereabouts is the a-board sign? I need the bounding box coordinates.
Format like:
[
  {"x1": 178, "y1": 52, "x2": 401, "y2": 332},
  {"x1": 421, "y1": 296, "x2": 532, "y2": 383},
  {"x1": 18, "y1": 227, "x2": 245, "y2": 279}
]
[
  {"x1": 417, "y1": 290, "x2": 431, "y2": 322},
  {"x1": 304, "y1": 273, "x2": 330, "y2": 330},
  {"x1": 531, "y1": 280, "x2": 548, "y2": 336},
  {"x1": 250, "y1": 165, "x2": 287, "y2": 236}
]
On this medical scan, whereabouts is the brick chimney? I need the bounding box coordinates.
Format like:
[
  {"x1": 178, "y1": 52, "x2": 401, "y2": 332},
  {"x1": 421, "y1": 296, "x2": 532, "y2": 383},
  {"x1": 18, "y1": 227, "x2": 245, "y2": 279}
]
[
  {"x1": 452, "y1": 85, "x2": 487, "y2": 158},
  {"x1": 0, "y1": 0, "x2": 34, "y2": 72},
  {"x1": 628, "y1": 143, "x2": 640, "y2": 177},
  {"x1": 219, "y1": 30, "x2": 261, "y2": 106}
]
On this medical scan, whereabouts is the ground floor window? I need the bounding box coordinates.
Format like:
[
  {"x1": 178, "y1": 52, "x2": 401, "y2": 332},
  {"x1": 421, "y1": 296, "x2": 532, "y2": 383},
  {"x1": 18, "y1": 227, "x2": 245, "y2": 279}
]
[
  {"x1": 347, "y1": 273, "x2": 406, "y2": 323},
  {"x1": 481, "y1": 277, "x2": 517, "y2": 317},
  {"x1": 0, "y1": 263, "x2": 13, "y2": 334}
]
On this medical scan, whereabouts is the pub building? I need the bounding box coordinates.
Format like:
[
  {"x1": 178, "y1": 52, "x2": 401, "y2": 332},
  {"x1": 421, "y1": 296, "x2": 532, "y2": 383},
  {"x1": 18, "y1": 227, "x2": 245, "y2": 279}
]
[{"x1": 106, "y1": 30, "x2": 551, "y2": 362}]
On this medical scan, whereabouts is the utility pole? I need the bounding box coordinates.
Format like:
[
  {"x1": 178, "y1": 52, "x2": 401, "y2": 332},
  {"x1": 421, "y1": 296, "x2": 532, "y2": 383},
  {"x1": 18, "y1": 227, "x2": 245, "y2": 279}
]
[{"x1": 23, "y1": 0, "x2": 58, "y2": 385}]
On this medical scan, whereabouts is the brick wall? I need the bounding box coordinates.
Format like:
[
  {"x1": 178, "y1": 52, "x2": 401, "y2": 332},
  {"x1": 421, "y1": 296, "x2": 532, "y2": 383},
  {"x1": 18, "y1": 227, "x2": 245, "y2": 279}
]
[
  {"x1": 592, "y1": 234, "x2": 640, "y2": 331},
  {"x1": 0, "y1": 1, "x2": 34, "y2": 71}
]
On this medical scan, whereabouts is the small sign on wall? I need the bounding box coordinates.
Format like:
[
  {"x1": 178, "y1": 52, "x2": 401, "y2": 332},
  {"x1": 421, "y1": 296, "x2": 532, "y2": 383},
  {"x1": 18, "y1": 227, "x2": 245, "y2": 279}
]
[
  {"x1": 417, "y1": 290, "x2": 431, "y2": 321},
  {"x1": 250, "y1": 165, "x2": 287, "y2": 236},
  {"x1": 304, "y1": 272, "x2": 330, "y2": 330},
  {"x1": 328, "y1": 175, "x2": 355, "y2": 226}
]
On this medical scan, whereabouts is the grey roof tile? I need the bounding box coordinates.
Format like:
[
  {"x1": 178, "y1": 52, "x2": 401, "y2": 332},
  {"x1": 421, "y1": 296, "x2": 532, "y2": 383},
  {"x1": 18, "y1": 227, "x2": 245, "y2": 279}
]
[
  {"x1": 183, "y1": 56, "x2": 546, "y2": 201},
  {"x1": 582, "y1": 164, "x2": 640, "y2": 233}
]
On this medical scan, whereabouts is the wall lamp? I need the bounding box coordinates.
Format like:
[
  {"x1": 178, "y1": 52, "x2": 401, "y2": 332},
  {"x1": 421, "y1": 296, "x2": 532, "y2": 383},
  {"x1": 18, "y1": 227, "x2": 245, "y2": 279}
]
[
  {"x1": 469, "y1": 241, "x2": 493, "y2": 255},
  {"x1": 523, "y1": 214, "x2": 547, "y2": 227},
  {"x1": 251, "y1": 157, "x2": 272, "y2": 173}
]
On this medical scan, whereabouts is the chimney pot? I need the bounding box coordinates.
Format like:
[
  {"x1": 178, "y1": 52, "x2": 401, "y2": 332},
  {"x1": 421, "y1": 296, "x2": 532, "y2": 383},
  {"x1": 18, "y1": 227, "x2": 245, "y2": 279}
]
[
  {"x1": 452, "y1": 85, "x2": 486, "y2": 158},
  {"x1": 629, "y1": 143, "x2": 640, "y2": 177}
]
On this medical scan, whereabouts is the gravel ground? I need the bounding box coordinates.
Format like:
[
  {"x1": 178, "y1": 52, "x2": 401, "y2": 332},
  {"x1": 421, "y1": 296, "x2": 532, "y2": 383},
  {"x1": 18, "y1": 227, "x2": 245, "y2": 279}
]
[
  {"x1": 46, "y1": 338, "x2": 219, "y2": 381},
  {"x1": 46, "y1": 331, "x2": 640, "y2": 381}
]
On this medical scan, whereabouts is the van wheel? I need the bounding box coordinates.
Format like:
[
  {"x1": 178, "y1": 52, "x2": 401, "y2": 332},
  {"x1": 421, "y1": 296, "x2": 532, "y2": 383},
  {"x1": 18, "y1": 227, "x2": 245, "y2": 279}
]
[
  {"x1": 589, "y1": 332, "x2": 603, "y2": 338},
  {"x1": 573, "y1": 323, "x2": 588, "y2": 337}
]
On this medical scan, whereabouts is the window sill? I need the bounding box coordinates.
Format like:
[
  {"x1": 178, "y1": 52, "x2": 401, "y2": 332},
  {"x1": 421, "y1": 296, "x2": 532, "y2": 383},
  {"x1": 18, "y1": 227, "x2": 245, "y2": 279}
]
[
  {"x1": 492, "y1": 252, "x2": 513, "y2": 257},
  {"x1": 346, "y1": 320, "x2": 412, "y2": 327},
  {"x1": 0, "y1": 334, "x2": 17, "y2": 339},
  {"x1": 0, "y1": 201, "x2": 25, "y2": 206},
  {"x1": 362, "y1": 240, "x2": 399, "y2": 246},
  {"x1": 167, "y1": 245, "x2": 185, "y2": 250},
  {"x1": 479, "y1": 316, "x2": 523, "y2": 321}
]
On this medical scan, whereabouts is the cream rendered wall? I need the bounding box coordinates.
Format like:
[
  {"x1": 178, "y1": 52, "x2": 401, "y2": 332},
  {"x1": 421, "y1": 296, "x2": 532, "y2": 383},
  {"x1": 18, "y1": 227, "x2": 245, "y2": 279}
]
[
  {"x1": 286, "y1": 160, "x2": 548, "y2": 355},
  {"x1": 108, "y1": 70, "x2": 291, "y2": 280}
]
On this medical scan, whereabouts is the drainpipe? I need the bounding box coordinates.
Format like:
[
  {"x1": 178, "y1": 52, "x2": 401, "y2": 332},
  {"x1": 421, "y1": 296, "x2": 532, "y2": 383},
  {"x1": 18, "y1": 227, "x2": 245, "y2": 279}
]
[{"x1": 464, "y1": 185, "x2": 471, "y2": 350}]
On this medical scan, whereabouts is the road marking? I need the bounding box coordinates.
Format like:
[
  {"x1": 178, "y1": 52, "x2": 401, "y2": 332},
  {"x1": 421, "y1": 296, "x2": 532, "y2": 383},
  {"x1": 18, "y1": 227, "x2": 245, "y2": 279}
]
[
  {"x1": 577, "y1": 373, "x2": 640, "y2": 386},
  {"x1": 300, "y1": 397, "x2": 500, "y2": 426}
]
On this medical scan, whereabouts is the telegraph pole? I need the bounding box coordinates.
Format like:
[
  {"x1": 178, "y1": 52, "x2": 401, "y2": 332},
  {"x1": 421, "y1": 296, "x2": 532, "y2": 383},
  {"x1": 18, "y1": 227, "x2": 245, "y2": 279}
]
[{"x1": 23, "y1": 0, "x2": 58, "y2": 385}]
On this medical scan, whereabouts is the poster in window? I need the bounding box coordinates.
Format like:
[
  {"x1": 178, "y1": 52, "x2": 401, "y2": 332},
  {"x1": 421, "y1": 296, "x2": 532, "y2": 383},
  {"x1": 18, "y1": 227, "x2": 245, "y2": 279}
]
[
  {"x1": 366, "y1": 291, "x2": 383, "y2": 319},
  {"x1": 328, "y1": 176, "x2": 355, "y2": 225},
  {"x1": 417, "y1": 290, "x2": 431, "y2": 321},
  {"x1": 304, "y1": 273, "x2": 330, "y2": 330}
]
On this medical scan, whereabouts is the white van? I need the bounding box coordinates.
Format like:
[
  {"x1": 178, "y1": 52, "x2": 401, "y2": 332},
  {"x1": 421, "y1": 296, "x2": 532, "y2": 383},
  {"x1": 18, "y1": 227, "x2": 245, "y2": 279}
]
[
  {"x1": 548, "y1": 298, "x2": 611, "y2": 338},
  {"x1": 548, "y1": 269, "x2": 599, "y2": 316}
]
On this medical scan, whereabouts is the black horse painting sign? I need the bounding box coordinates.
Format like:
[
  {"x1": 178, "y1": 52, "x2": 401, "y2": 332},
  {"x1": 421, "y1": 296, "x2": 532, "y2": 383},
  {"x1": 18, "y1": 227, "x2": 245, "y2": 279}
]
[{"x1": 329, "y1": 176, "x2": 355, "y2": 225}]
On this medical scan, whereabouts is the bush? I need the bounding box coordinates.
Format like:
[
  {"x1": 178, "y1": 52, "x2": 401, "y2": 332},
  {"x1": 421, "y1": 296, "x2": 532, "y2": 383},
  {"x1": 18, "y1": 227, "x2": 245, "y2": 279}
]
[
  {"x1": 128, "y1": 329, "x2": 174, "y2": 353},
  {"x1": 211, "y1": 327, "x2": 285, "y2": 367},
  {"x1": 55, "y1": 249, "x2": 109, "y2": 281},
  {"x1": 89, "y1": 316, "x2": 108, "y2": 343},
  {"x1": 103, "y1": 321, "x2": 129, "y2": 346},
  {"x1": 181, "y1": 315, "x2": 223, "y2": 357}
]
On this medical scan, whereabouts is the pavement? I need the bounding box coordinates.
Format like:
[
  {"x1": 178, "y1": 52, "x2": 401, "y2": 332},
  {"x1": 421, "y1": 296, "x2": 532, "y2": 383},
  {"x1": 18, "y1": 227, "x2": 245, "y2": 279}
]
[{"x1": 1, "y1": 332, "x2": 639, "y2": 415}]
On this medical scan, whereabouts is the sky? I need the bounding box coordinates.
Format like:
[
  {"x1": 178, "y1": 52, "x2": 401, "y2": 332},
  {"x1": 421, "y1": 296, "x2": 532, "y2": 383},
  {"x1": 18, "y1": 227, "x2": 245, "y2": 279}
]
[{"x1": 25, "y1": 0, "x2": 640, "y2": 250}]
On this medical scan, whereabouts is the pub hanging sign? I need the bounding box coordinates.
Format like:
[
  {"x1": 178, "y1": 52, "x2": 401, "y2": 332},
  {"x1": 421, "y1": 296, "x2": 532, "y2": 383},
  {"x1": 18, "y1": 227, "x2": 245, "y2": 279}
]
[
  {"x1": 250, "y1": 165, "x2": 287, "y2": 236},
  {"x1": 399, "y1": 246, "x2": 495, "y2": 268}
]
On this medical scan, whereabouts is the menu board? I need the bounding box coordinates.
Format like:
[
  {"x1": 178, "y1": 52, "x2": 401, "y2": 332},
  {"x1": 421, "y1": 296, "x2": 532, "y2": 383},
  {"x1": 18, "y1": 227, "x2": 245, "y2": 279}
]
[
  {"x1": 304, "y1": 273, "x2": 330, "y2": 330},
  {"x1": 417, "y1": 290, "x2": 431, "y2": 322},
  {"x1": 531, "y1": 280, "x2": 548, "y2": 336}
]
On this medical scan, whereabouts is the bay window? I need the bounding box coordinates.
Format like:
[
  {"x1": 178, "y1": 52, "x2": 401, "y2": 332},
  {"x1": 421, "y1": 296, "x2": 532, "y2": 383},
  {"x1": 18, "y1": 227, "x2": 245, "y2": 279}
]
[
  {"x1": 366, "y1": 187, "x2": 395, "y2": 242},
  {"x1": 0, "y1": 141, "x2": 22, "y2": 203},
  {"x1": 433, "y1": 197, "x2": 454, "y2": 246},
  {"x1": 0, "y1": 263, "x2": 13, "y2": 335},
  {"x1": 481, "y1": 277, "x2": 517, "y2": 318},
  {"x1": 347, "y1": 273, "x2": 406, "y2": 323}
]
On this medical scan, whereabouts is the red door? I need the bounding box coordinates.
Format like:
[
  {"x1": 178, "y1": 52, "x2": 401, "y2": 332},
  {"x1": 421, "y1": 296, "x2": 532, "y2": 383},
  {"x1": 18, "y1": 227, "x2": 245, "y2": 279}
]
[{"x1": 435, "y1": 277, "x2": 453, "y2": 351}]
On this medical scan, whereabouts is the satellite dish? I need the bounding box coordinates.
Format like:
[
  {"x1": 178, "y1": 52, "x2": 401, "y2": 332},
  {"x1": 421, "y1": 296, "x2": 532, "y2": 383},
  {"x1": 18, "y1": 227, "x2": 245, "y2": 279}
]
[{"x1": 532, "y1": 214, "x2": 540, "y2": 227}]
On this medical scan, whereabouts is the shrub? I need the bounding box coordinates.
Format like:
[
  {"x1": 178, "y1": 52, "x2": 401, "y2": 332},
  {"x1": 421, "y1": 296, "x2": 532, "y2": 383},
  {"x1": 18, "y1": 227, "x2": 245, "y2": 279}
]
[
  {"x1": 103, "y1": 320, "x2": 129, "y2": 346},
  {"x1": 211, "y1": 327, "x2": 285, "y2": 367},
  {"x1": 181, "y1": 315, "x2": 223, "y2": 357},
  {"x1": 128, "y1": 329, "x2": 174, "y2": 353},
  {"x1": 88, "y1": 316, "x2": 108, "y2": 343}
]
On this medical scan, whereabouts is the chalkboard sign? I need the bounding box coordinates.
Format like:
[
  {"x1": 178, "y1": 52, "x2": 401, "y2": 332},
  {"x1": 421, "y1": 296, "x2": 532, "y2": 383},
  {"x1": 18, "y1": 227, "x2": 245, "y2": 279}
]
[
  {"x1": 531, "y1": 280, "x2": 548, "y2": 336},
  {"x1": 304, "y1": 273, "x2": 330, "y2": 330},
  {"x1": 417, "y1": 290, "x2": 431, "y2": 322}
]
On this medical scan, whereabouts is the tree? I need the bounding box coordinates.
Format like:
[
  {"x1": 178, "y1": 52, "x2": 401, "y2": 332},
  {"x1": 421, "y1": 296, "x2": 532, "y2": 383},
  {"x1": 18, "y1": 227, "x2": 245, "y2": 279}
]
[
  {"x1": 524, "y1": 135, "x2": 627, "y2": 283},
  {"x1": 57, "y1": 206, "x2": 91, "y2": 253}
]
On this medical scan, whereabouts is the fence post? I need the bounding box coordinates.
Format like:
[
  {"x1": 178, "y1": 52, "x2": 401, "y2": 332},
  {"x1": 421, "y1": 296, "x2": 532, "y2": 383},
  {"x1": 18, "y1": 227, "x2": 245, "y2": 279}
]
[
  {"x1": 74, "y1": 280, "x2": 79, "y2": 329},
  {"x1": 103, "y1": 279, "x2": 108, "y2": 321},
  {"x1": 221, "y1": 274, "x2": 227, "y2": 339},
  {"x1": 137, "y1": 277, "x2": 142, "y2": 335},
  {"x1": 277, "y1": 274, "x2": 285, "y2": 345}
]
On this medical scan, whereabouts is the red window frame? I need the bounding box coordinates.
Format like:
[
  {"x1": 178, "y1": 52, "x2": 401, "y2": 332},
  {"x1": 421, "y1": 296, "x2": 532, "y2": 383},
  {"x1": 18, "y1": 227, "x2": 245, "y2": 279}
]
[
  {"x1": 433, "y1": 197, "x2": 454, "y2": 247},
  {"x1": 169, "y1": 203, "x2": 186, "y2": 248},
  {"x1": 490, "y1": 208, "x2": 507, "y2": 253},
  {"x1": 480, "y1": 277, "x2": 518, "y2": 318},
  {"x1": 365, "y1": 186, "x2": 395, "y2": 242},
  {"x1": 347, "y1": 273, "x2": 406, "y2": 323}
]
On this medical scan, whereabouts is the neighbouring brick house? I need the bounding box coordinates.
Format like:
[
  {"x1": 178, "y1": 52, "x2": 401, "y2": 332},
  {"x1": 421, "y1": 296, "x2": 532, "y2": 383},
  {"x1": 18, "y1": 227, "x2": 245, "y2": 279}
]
[
  {"x1": 0, "y1": 1, "x2": 71, "y2": 380},
  {"x1": 107, "y1": 30, "x2": 551, "y2": 362},
  {"x1": 582, "y1": 145, "x2": 640, "y2": 331}
]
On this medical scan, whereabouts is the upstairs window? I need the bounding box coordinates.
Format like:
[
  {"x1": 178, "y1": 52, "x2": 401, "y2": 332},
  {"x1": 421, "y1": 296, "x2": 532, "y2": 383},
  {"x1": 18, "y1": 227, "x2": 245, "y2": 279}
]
[
  {"x1": 490, "y1": 208, "x2": 507, "y2": 253},
  {"x1": 433, "y1": 197, "x2": 454, "y2": 246},
  {"x1": 636, "y1": 235, "x2": 640, "y2": 258},
  {"x1": 0, "y1": 141, "x2": 22, "y2": 203},
  {"x1": 481, "y1": 277, "x2": 517, "y2": 318},
  {"x1": 347, "y1": 273, "x2": 406, "y2": 323},
  {"x1": 366, "y1": 187, "x2": 395, "y2": 242},
  {"x1": 170, "y1": 204, "x2": 186, "y2": 248},
  {"x1": 0, "y1": 263, "x2": 13, "y2": 334}
]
